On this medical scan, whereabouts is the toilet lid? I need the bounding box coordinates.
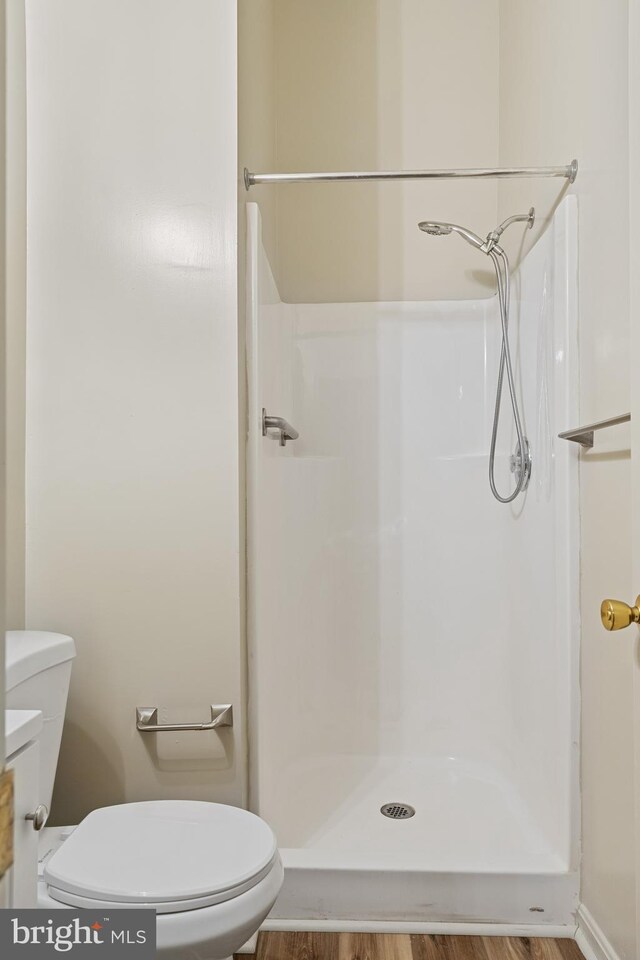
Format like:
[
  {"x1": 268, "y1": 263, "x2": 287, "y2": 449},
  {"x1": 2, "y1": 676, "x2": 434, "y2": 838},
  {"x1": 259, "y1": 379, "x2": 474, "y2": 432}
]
[{"x1": 44, "y1": 801, "x2": 278, "y2": 910}]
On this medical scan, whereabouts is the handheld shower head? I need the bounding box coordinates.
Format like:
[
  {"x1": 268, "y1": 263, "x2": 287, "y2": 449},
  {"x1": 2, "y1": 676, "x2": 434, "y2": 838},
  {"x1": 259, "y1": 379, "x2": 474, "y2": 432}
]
[
  {"x1": 418, "y1": 221, "x2": 453, "y2": 237},
  {"x1": 418, "y1": 220, "x2": 485, "y2": 250},
  {"x1": 417, "y1": 208, "x2": 535, "y2": 504}
]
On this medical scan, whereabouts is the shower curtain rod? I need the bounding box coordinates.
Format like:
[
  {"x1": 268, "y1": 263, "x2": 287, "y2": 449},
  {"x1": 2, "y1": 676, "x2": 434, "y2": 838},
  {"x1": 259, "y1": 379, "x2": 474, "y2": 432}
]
[{"x1": 244, "y1": 160, "x2": 578, "y2": 189}]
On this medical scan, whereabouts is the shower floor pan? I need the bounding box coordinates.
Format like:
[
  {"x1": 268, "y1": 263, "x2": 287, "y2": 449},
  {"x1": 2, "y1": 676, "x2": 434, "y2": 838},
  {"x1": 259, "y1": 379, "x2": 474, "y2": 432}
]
[{"x1": 262, "y1": 756, "x2": 578, "y2": 930}]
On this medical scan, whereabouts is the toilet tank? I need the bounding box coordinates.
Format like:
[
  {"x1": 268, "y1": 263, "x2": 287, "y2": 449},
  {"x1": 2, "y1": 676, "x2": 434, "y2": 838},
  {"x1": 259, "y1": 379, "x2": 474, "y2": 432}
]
[{"x1": 5, "y1": 631, "x2": 76, "y2": 810}]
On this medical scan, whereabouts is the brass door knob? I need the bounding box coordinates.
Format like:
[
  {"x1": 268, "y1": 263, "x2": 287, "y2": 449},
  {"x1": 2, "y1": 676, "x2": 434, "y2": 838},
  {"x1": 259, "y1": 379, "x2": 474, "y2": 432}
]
[{"x1": 601, "y1": 596, "x2": 640, "y2": 631}]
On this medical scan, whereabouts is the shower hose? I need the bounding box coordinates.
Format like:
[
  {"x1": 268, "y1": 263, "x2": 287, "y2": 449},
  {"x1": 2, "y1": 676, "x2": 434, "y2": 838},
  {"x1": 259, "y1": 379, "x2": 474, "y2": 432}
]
[{"x1": 487, "y1": 246, "x2": 530, "y2": 503}]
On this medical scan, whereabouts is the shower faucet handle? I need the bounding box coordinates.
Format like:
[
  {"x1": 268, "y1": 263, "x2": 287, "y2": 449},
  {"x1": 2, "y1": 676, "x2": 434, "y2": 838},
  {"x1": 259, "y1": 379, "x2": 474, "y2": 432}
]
[
  {"x1": 261, "y1": 408, "x2": 299, "y2": 447},
  {"x1": 600, "y1": 596, "x2": 640, "y2": 631}
]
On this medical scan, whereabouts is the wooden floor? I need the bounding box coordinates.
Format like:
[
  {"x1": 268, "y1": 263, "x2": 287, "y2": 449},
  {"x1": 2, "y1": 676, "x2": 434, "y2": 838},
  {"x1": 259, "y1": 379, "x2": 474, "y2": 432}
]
[{"x1": 242, "y1": 932, "x2": 585, "y2": 960}]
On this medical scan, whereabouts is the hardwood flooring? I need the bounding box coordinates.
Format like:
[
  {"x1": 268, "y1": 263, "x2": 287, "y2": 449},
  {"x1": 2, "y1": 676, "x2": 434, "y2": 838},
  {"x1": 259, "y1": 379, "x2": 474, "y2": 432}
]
[{"x1": 242, "y1": 932, "x2": 585, "y2": 960}]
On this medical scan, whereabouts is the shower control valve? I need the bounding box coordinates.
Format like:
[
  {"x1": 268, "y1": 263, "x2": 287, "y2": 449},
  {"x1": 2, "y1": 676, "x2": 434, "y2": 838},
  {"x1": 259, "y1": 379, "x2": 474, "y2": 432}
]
[{"x1": 509, "y1": 438, "x2": 532, "y2": 491}]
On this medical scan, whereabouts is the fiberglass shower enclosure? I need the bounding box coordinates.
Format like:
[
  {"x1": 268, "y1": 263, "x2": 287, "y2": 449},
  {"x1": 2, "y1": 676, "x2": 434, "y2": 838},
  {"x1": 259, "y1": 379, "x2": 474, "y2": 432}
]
[{"x1": 247, "y1": 198, "x2": 579, "y2": 929}]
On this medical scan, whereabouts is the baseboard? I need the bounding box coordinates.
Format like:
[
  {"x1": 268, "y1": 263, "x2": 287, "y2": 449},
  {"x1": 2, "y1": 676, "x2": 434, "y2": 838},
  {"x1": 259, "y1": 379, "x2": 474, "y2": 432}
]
[
  {"x1": 262, "y1": 919, "x2": 575, "y2": 938},
  {"x1": 575, "y1": 906, "x2": 622, "y2": 960}
]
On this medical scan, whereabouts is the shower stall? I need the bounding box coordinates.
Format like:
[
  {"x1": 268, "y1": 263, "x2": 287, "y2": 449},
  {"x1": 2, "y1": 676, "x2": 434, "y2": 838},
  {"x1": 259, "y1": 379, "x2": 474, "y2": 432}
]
[{"x1": 246, "y1": 196, "x2": 579, "y2": 931}]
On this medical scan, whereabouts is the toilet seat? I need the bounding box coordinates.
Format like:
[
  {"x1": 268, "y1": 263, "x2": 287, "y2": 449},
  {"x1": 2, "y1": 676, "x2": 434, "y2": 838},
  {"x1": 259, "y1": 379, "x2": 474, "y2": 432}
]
[{"x1": 44, "y1": 800, "x2": 278, "y2": 914}]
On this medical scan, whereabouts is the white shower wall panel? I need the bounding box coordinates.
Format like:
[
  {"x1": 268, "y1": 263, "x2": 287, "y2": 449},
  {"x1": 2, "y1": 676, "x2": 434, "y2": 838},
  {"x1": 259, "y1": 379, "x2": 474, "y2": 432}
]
[
  {"x1": 499, "y1": 209, "x2": 579, "y2": 865},
  {"x1": 246, "y1": 199, "x2": 579, "y2": 925}
]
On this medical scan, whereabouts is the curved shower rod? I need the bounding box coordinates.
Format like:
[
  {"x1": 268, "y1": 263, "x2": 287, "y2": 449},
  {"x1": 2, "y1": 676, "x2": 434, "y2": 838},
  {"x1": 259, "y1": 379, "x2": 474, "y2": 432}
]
[{"x1": 244, "y1": 160, "x2": 578, "y2": 190}]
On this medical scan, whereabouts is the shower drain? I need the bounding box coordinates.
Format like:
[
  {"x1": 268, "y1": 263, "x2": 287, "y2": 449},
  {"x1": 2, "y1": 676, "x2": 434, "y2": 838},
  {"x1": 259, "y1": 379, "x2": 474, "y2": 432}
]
[{"x1": 380, "y1": 802, "x2": 415, "y2": 820}]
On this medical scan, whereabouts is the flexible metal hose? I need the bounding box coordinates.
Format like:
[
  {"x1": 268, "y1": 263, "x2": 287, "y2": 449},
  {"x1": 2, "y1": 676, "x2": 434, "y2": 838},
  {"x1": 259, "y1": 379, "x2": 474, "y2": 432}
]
[{"x1": 487, "y1": 246, "x2": 530, "y2": 503}]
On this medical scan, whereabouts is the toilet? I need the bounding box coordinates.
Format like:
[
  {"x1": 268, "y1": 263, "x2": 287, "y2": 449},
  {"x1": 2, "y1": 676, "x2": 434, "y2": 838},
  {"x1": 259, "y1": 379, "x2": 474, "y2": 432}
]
[{"x1": 6, "y1": 631, "x2": 284, "y2": 960}]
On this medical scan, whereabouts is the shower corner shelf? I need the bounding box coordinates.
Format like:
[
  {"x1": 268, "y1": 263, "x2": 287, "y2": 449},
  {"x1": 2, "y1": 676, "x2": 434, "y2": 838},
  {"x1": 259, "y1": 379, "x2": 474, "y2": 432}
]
[{"x1": 558, "y1": 412, "x2": 631, "y2": 449}]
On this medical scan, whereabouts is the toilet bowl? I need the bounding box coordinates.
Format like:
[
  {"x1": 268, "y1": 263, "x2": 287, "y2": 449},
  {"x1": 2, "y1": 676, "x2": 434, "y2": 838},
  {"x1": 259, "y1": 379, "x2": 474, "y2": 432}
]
[
  {"x1": 6, "y1": 631, "x2": 284, "y2": 958},
  {"x1": 37, "y1": 801, "x2": 284, "y2": 960}
]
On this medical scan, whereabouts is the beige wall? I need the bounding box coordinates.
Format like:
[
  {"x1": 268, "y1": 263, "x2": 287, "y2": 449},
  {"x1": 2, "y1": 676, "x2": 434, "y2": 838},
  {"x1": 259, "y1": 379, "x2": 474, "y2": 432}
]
[
  {"x1": 240, "y1": 0, "x2": 501, "y2": 303},
  {"x1": 237, "y1": 0, "x2": 280, "y2": 786},
  {"x1": 25, "y1": 0, "x2": 244, "y2": 824},
  {"x1": 0, "y1": 0, "x2": 11, "y2": 908},
  {"x1": 238, "y1": 0, "x2": 278, "y2": 446},
  {"x1": 499, "y1": 3, "x2": 635, "y2": 958},
  {"x1": 238, "y1": 0, "x2": 277, "y2": 289},
  {"x1": 0, "y1": 0, "x2": 8, "y2": 767},
  {"x1": 5, "y1": 0, "x2": 25, "y2": 631},
  {"x1": 631, "y1": 4, "x2": 640, "y2": 955}
]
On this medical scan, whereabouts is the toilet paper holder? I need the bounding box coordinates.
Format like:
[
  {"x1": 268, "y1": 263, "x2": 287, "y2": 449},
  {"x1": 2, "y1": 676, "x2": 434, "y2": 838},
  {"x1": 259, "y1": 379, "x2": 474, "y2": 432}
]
[{"x1": 136, "y1": 704, "x2": 233, "y2": 732}]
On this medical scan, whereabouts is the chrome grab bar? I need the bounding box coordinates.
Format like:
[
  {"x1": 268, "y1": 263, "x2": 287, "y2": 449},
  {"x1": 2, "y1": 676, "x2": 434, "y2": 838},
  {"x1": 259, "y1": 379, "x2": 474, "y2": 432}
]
[
  {"x1": 262, "y1": 407, "x2": 299, "y2": 446},
  {"x1": 558, "y1": 413, "x2": 630, "y2": 449},
  {"x1": 136, "y1": 704, "x2": 233, "y2": 733}
]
